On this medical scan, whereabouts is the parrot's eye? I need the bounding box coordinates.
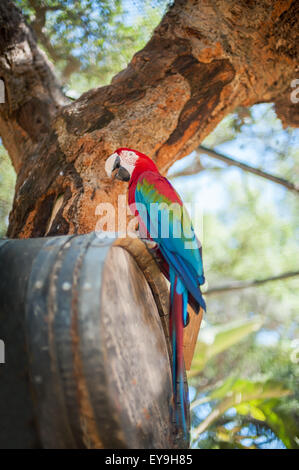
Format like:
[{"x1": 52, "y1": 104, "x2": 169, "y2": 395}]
[{"x1": 112, "y1": 155, "x2": 120, "y2": 172}]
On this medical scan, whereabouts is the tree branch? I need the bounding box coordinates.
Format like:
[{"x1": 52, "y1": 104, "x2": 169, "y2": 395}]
[
  {"x1": 0, "y1": 0, "x2": 69, "y2": 172},
  {"x1": 170, "y1": 145, "x2": 299, "y2": 195},
  {"x1": 28, "y1": 0, "x2": 81, "y2": 82},
  {"x1": 198, "y1": 146, "x2": 299, "y2": 194},
  {"x1": 204, "y1": 271, "x2": 299, "y2": 296},
  {"x1": 168, "y1": 158, "x2": 204, "y2": 178},
  {"x1": 1, "y1": 0, "x2": 298, "y2": 237}
]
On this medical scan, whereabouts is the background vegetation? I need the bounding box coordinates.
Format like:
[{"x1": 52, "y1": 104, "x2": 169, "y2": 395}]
[{"x1": 1, "y1": 0, "x2": 298, "y2": 448}]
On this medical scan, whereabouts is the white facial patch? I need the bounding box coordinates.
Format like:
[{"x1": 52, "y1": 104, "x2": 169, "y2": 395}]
[
  {"x1": 119, "y1": 150, "x2": 138, "y2": 177},
  {"x1": 105, "y1": 152, "x2": 119, "y2": 177}
]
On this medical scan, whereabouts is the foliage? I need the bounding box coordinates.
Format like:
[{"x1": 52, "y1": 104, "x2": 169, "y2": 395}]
[
  {"x1": 189, "y1": 317, "x2": 264, "y2": 376},
  {"x1": 189, "y1": 317, "x2": 299, "y2": 449},
  {"x1": 15, "y1": 0, "x2": 170, "y2": 94},
  {"x1": 0, "y1": 147, "x2": 15, "y2": 237}
]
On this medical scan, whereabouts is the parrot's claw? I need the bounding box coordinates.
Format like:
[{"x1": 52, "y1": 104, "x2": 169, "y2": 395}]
[{"x1": 140, "y1": 238, "x2": 157, "y2": 250}]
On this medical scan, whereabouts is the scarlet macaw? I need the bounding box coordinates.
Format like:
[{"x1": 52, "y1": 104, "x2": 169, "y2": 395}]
[{"x1": 105, "y1": 148, "x2": 206, "y2": 439}]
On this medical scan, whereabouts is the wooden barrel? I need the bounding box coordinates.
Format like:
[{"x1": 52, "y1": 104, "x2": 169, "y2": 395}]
[{"x1": 0, "y1": 232, "x2": 189, "y2": 449}]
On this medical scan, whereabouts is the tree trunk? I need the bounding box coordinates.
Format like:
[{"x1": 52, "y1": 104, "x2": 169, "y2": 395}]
[{"x1": 0, "y1": 0, "x2": 298, "y2": 238}]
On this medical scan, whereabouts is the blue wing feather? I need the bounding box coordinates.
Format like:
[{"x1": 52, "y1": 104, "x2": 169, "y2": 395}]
[{"x1": 135, "y1": 172, "x2": 206, "y2": 311}]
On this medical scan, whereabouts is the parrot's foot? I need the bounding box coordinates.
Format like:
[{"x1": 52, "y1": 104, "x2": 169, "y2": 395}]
[{"x1": 140, "y1": 238, "x2": 158, "y2": 250}]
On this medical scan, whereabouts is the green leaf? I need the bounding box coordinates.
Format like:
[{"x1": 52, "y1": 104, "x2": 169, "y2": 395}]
[
  {"x1": 192, "y1": 378, "x2": 291, "y2": 440},
  {"x1": 235, "y1": 403, "x2": 266, "y2": 421},
  {"x1": 189, "y1": 317, "x2": 263, "y2": 376},
  {"x1": 259, "y1": 399, "x2": 299, "y2": 449}
]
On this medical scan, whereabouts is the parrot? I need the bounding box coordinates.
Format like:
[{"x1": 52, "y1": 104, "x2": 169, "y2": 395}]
[{"x1": 105, "y1": 148, "x2": 206, "y2": 439}]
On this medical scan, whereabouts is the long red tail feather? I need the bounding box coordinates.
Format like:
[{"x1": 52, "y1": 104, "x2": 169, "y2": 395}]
[{"x1": 169, "y1": 273, "x2": 189, "y2": 441}]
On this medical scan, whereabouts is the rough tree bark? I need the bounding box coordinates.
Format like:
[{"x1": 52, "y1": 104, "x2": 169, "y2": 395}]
[{"x1": 0, "y1": 0, "x2": 298, "y2": 238}]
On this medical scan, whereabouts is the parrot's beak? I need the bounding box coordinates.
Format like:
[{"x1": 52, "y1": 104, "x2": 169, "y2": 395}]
[
  {"x1": 114, "y1": 166, "x2": 130, "y2": 182},
  {"x1": 105, "y1": 153, "x2": 130, "y2": 182}
]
